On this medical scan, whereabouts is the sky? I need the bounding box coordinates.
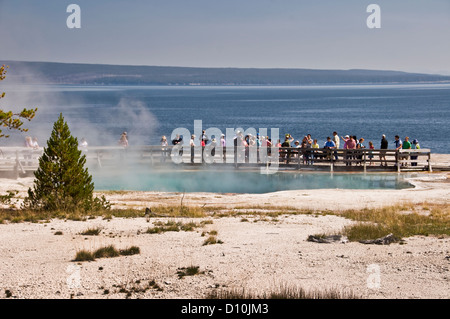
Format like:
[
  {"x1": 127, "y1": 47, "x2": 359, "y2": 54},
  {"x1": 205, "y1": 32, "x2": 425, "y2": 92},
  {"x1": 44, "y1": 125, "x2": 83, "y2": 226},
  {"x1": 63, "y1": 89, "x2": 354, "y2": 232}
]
[{"x1": 1, "y1": 0, "x2": 450, "y2": 74}]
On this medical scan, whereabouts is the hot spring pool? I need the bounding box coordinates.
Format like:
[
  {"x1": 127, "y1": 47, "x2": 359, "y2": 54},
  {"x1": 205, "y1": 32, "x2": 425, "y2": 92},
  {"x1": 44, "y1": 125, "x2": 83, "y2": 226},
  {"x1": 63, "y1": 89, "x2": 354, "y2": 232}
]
[{"x1": 92, "y1": 169, "x2": 414, "y2": 193}]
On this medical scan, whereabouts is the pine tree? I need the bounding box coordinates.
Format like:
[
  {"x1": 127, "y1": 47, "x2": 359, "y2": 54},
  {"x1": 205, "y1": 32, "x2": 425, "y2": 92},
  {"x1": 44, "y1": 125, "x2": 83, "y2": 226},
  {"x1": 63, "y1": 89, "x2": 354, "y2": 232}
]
[{"x1": 24, "y1": 113, "x2": 106, "y2": 211}]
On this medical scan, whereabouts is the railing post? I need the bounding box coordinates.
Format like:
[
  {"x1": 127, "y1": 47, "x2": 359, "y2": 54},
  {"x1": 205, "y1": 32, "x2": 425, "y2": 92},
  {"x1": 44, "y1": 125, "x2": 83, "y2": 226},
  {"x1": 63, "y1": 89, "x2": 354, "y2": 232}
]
[
  {"x1": 396, "y1": 150, "x2": 400, "y2": 172},
  {"x1": 329, "y1": 150, "x2": 334, "y2": 172},
  {"x1": 363, "y1": 149, "x2": 367, "y2": 173},
  {"x1": 14, "y1": 150, "x2": 19, "y2": 179},
  {"x1": 428, "y1": 152, "x2": 432, "y2": 172}
]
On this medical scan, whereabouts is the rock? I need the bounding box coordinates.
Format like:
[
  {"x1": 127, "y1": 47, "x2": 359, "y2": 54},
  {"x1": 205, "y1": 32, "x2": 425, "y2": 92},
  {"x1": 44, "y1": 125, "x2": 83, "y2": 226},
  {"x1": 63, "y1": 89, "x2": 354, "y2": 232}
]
[
  {"x1": 359, "y1": 233, "x2": 399, "y2": 245},
  {"x1": 307, "y1": 235, "x2": 348, "y2": 244}
]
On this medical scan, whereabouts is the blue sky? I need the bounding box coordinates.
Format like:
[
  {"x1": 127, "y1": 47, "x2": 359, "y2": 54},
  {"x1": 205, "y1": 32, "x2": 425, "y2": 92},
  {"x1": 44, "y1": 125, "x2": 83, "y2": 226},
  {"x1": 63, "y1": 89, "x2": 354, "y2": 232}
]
[{"x1": 1, "y1": 0, "x2": 449, "y2": 74}]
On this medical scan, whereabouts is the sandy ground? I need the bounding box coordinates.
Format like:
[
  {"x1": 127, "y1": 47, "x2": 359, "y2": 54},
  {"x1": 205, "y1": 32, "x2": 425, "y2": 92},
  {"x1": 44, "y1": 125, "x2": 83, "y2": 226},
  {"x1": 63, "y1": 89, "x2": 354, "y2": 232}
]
[{"x1": 0, "y1": 158, "x2": 449, "y2": 299}]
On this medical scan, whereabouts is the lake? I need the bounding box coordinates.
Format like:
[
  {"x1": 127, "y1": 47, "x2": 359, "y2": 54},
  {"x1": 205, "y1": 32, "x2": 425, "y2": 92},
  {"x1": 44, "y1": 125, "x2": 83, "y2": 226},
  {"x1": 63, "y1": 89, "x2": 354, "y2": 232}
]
[{"x1": 3, "y1": 83, "x2": 449, "y2": 153}]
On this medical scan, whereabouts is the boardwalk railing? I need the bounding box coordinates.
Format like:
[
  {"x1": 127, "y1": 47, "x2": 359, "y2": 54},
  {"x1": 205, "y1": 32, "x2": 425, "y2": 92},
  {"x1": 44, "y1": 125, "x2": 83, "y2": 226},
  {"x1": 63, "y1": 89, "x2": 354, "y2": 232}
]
[
  {"x1": 0, "y1": 147, "x2": 43, "y2": 177},
  {"x1": 0, "y1": 145, "x2": 433, "y2": 177}
]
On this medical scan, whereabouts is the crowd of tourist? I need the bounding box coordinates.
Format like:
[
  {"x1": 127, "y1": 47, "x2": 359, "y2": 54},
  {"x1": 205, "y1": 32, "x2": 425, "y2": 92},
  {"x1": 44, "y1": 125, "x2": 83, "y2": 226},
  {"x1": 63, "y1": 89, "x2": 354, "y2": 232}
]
[
  {"x1": 158, "y1": 131, "x2": 422, "y2": 166},
  {"x1": 19, "y1": 130, "x2": 422, "y2": 167}
]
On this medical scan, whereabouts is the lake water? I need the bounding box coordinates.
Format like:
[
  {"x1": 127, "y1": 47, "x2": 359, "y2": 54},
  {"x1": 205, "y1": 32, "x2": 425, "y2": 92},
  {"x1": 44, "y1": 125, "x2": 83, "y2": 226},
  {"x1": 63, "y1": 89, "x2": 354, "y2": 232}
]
[{"x1": 4, "y1": 83, "x2": 450, "y2": 154}]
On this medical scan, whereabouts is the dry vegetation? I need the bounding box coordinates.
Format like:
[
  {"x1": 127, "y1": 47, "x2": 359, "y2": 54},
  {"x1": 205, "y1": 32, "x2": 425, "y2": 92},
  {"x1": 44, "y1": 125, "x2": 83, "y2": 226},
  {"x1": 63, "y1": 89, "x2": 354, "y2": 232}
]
[
  {"x1": 207, "y1": 284, "x2": 359, "y2": 299},
  {"x1": 339, "y1": 202, "x2": 449, "y2": 241},
  {"x1": 1, "y1": 201, "x2": 448, "y2": 243}
]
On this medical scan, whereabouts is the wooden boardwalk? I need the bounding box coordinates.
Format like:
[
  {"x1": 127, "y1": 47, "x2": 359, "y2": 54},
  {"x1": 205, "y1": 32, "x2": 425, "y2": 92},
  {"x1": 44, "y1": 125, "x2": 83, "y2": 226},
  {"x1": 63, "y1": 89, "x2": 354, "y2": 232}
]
[{"x1": 0, "y1": 145, "x2": 438, "y2": 178}]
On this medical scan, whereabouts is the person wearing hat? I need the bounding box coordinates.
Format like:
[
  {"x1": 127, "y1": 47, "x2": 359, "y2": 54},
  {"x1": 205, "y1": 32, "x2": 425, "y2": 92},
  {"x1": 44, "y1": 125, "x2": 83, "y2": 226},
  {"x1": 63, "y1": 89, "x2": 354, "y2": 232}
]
[{"x1": 285, "y1": 133, "x2": 294, "y2": 145}]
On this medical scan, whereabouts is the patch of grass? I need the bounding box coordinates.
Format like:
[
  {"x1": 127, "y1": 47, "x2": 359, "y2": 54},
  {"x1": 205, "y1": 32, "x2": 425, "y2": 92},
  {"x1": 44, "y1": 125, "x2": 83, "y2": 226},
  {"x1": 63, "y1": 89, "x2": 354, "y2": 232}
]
[
  {"x1": 206, "y1": 284, "x2": 359, "y2": 299},
  {"x1": 339, "y1": 203, "x2": 450, "y2": 242},
  {"x1": 203, "y1": 235, "x2": 223, "y2": 246},
  {"x1": 119, "y1": 246, "x2": 140, "y2": 256},
  {"x1": 0, "y1": 201, "x2": 323, "y2": 224},
  {"x1": 113, "y1": 279, "x2": 164, "y2": 299},
  {"x1": 146, "y1": 226, "x2": 163, "y2": 234},
  {"x1": 73, "y1": 250, "x2": 95, "y2": 262},
  {"x1": 73, "y1": 245, "x2": 141, "y2": 262},
  {"x1": 180, "y1": 221, "x2": 200, "y2": 231},
  {"x1": 151, "y1": 205, "x2": 208, "y2": 218},
  {"x1": 149, "y1": 279, "x2": 164, "y2": 291},
  {"x1": 177, "y1": 265, "x2": 204, "y2": 278},
  {"x1": 146, "y1": 220, "x2": 201, "y2": 234},
  {"x1": 80, "y1": 227, "x2": 102, "y2": 236},
  {"x1": 93, "y1": 245, "x2": 120, "y2": 258}
]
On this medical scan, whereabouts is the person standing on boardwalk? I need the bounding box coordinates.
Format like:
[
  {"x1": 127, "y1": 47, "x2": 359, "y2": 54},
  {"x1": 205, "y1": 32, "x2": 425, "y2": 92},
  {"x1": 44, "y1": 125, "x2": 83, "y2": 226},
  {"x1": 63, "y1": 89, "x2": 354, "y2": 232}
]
[
  {"x1": 393, "y1": 135, "x2": 402, "y2": 167},
  {"x1": 355, "y1": 138, "x2": 366, "y2": 165},
  {"x1": 401, "y1": 136, "x2": 412, "y2": 167},
  {"x1": 160, "y1": 135, "x2": 168, "y2": 162},
  {"x1": 332, "y1": 131, "x2": 340, "y2": 161},
  {"x1": 118, "y1": 132, "x2": 128, "y2": 160},
  {"x1": 220, "y1": 134, "x2": 226, "y2": 161},
  {"x1": 411, "y1": 139, "x2": 420, "y2": 166},
  {"x1": 344, "y1": 135, "x2": 356, "y2": 166},
  {"x1": 190, "y1": 134, "x2": 196, "y2": 163},
  {"x1": 323, "y1": 137, "x2": 336, "y2": 161},
  {"x1": 119, "y1": 132, "x2": 128, "y2": 148},
  {"x1": 380, "y1": 134, "x2": 388, "y2": 166},
  {"x1": 24, "y1": 136, "x2": 33, "y2": 166}
]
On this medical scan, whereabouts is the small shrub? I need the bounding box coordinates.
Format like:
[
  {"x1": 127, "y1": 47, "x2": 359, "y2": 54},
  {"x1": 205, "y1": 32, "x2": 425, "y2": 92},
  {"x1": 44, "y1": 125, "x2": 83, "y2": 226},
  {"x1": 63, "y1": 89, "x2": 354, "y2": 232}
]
[
  {"x1": 180, "y1": 221, "x2": 199, "y2": 231},
  {"x1": 203, "y1": 235, "x2": 223, "y2": 246},
  {"x1": 80, "y1": 227, "x2": 102, "y2": 236},
  {"x1": 73, "y1": 250, "x2": 95, "y2": 262},
  {"x1": 146, "y1": 220, "x2": 201, "y2": 234},
  {"x1": 146, "y1": 226, "x2": 163, "y2": 234},
  {"x1": 149, "y1": 280, "x2": 163, "y2": 291},
  {"x1": 203, "y1": 236, "x2": 217, "y2": 246},
  {"x1": 119, "y1": 246, "x2": 140, "y2": 256},
  {"x1": 54, "y1": 231, "x2": 63, "y2": 235},
  {"x1": 73, "y1": 245, "x2": 141, "y2": 262},
  {"x1": 0, "y1": 190, "x2": 19, "y2": 208},
  {"x1": 93, "y1": 245, "x2": 120, "y2": 258},
  {"x1": 177, "y1": 265, "x2": 203, "y2": 278}
]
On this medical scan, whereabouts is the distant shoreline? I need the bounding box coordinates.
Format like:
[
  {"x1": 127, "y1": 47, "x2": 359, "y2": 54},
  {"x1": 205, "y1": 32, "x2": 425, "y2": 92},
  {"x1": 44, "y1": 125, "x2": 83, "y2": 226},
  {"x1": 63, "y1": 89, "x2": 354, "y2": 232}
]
[{"x1": 4, "y1": 60, "x2": 450, "y2": 86}]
